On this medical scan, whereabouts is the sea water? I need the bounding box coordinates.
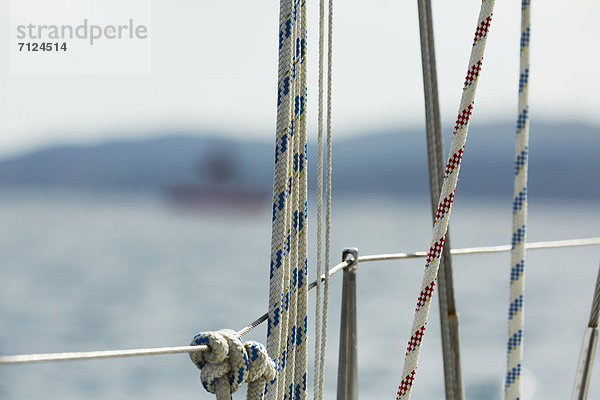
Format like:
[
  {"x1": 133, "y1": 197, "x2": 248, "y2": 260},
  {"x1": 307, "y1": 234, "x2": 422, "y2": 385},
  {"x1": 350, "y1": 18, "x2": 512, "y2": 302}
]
[{"x1": 0, "y1": 189, "x2": 598, "y2": 400}]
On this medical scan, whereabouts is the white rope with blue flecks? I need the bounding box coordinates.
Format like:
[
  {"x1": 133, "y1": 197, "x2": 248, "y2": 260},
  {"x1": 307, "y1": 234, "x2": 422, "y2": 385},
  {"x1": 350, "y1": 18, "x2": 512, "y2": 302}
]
[
  {"x1": 189, "y1": 329, "x2": 276, "y2": 400},
  {"x1": 267, "y1": 0, "x2": 295, "y2": 397},
  {"x1": 295, "y1": 2, "x2": 309, "y2": 399},
  {"x1": 281, "y1": 1, "x2": 309, "y2": 398},
  {"x1": 505, "y1": 1, "x2": 530, "y2": 399},
  {"x1": 267, "y1": 0, "x2": 292, "y2": 395},
  {"x1": 267, "y1": 1, "x2": 308, "y2": 400}
]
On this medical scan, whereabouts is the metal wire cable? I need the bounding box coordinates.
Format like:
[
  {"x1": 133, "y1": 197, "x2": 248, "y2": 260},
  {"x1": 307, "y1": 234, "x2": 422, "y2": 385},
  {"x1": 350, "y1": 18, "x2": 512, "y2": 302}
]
[
  {"x1": 417, "y1": 0, "x2": 462, "y2": 396},
  {"x1": 358, "y1": 237, "x2": 600, "y2": 263},
  {"x1": 0, "y1": 345, "x2": 209, "y2": 364},
  {"x1": 1, "y1": 237, "x2": 597, "y2": 366},
  {"x1": 0, "y1": 259, "x2": 349, "y2": 366},
  {"x1": 571, "y1": 262, "x2": 600, "y2": 399},
  {"x1": 588, "y1": 263, "x2": 600, "y2": 329}
]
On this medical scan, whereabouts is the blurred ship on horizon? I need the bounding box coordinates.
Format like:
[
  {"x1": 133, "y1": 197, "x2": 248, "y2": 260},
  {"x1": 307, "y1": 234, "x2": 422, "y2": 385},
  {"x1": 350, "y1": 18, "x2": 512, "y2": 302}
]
[{"x1": 165, "y1": 146, "x2": 270, "y2": 212}]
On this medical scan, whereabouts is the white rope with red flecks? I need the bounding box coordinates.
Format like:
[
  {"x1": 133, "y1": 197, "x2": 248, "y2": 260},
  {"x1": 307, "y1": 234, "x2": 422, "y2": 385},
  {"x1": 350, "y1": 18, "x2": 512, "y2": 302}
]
[
  {"x1": 396, "y1": 1, "x2": 496, "y2": 399},
  {"x1": 505, "y1": 1, "x2": 530, "y2": 399}
]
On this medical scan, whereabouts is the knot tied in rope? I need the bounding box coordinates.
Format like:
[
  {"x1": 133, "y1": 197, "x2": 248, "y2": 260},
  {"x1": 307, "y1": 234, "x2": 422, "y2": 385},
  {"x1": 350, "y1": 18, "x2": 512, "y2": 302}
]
[{"x1": 190, "y1": 329, "x2": 275, "y2": 400}]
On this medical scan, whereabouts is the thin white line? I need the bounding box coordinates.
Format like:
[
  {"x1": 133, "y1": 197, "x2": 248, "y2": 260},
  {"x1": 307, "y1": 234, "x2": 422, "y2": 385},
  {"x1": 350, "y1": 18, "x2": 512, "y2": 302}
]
[
  {"x1": 2, "y1": 237, "x2": 598, "y2": 365},
  {"x1": 0, "y1": 345, "x2": 208, "y2": 364},
  {"x1": 358, "y1": 237, "x2": 600, "y2": 263}
]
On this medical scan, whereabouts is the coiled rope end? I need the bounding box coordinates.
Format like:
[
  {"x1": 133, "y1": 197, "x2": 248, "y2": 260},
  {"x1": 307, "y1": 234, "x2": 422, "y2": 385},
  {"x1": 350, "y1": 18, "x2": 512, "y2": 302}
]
[{"x1": 190, "y1": 329, "x2": 275, "y2": 400}]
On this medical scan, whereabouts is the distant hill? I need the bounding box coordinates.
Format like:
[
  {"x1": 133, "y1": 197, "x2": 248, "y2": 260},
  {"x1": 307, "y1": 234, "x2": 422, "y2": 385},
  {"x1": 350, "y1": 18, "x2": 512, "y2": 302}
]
[{"x1": 0, "y1": 121, "x2": 597, "y2": 200}]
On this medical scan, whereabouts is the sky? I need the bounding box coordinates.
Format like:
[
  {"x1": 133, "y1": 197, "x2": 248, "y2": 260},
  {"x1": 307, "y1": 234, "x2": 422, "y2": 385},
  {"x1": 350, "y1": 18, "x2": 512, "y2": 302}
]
[{"x1": 0, "y1": 0, "x2": 598, "y2": 157}]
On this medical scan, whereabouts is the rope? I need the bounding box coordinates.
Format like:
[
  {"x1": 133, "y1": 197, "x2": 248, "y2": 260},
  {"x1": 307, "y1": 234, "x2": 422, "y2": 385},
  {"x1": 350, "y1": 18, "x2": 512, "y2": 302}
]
[
  {"x1": 417, "y1": 0, "x2": 463, "y2": 397},
  {"x1": 267, "y1": 0, "x2": 294, "y2": 396},
  {"x1": 281, "y1": 3, "x2": 300, "y2": 394},
  {"x1": 505, "y1": 1, "x2": 530, "y2": 398},
  {"x1": 317, "y1": 0, "x2": 334, "y2": 398},
  {"x1": 190, "y1": 330, "x2": 276, "y2": 400},
  {"x1": 396, "y1": 1, "x2": 496, "y2": 398},
  {"x1": 295, "y1": 3, "x2": 309, "y2": 400},
  {"x1": 267, "y1": 1, "x2": 308, "y2": 399},
  {"x1": 313, "y1": 0, "x2": 325, "y2": 397},
  {"x1": 2, "y1": 237, "x2": 598, "y2": 366}
]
